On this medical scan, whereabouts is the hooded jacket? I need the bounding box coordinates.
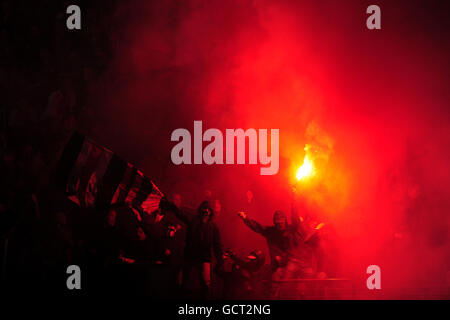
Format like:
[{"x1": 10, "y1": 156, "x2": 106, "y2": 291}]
[
  {"x1": 243, "y1": 209, "x2": 320, "y2": 272},
  {"x1": 168, "y1": 200, "x2": 223, "y2": 264}
]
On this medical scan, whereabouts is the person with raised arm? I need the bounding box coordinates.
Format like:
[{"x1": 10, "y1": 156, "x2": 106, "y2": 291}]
[{"x1": 161, "y1": 198, "x2": 223, "y2": 299}]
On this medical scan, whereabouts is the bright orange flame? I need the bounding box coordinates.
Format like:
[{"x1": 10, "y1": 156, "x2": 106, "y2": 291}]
[{"x1": 296, "y1": 155, "x2": 314, "y2": 181}]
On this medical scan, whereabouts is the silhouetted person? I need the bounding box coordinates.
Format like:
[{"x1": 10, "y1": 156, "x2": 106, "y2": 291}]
[
  {"x1": 238, "y1": 206, "x2": 326, "y2": 298},
  {"x1": 165, "y1": 199, "x2": 223, "y2": 299}
]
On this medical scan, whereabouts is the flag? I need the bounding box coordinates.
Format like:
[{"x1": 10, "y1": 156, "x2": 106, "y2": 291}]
[{"x1": 56, "y1": 132, "x2": 164, "y2": 214}]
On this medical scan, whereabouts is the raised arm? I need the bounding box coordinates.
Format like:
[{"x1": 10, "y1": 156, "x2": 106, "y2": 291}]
[
  {"x1": 237, "y1": 211, "x2": 267, "y2": 236},
  {"x1": 160, "y1": 198, "x2": 192, "y2": 224},
  {"x1": 212, "y1": 223, "x2": 223, "y2": 267}
]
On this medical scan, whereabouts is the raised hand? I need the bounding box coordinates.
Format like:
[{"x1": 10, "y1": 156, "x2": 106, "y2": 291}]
[{"x1": 237, "y1": 211, "x2": 247, "y2": 220}]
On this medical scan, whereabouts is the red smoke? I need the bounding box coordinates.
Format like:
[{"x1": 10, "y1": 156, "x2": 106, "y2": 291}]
[{"x1": 85, "y1": 0, "x2": 450, "y2": 298}]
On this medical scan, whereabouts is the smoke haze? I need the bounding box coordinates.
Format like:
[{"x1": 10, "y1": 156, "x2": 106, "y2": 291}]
[{"x1": 79, "y1": 0, "x2": 450, "y2": 296}]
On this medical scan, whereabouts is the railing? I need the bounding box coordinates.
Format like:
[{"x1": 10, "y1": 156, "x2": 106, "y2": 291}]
[{"x1": 265, "y1": 278, "x2": 354, "y2": 299}]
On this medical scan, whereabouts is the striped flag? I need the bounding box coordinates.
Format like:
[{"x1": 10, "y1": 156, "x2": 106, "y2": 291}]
[{"x1": 55, "y1": 132, "x2": 163, "y2": 215}]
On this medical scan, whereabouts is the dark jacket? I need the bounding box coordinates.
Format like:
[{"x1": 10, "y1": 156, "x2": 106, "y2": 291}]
[
  {"x1": 171, "y1": 202, "x2": 223, "y2": 264},
  {"x1": 243, "y1": 207, "x2": 322, "y2": 272}
]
